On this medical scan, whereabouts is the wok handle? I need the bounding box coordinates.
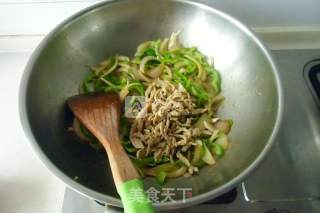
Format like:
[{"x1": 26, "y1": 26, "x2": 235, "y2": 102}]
[{"x1": 308, "y1": 63, "x2": 320, "y2": 100}]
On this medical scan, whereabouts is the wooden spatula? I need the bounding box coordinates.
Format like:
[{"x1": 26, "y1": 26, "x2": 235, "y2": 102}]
[{"x1": 68, "y1": 93, "x2": 154, "y2": 213}]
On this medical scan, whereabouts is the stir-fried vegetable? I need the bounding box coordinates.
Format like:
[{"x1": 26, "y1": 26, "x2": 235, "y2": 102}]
[
  {"x1": 211, "y1": 143, "x2": 224, "y2": 157},
  {"x1": 156, "y1": 171, "x2": 167, "y2": 184},
  {"x1": 201, "y1": 142, "x2": 216, "y2": 165},
  {"x1": 70, "y1": 32, "x2": 233, "y2": 184}
]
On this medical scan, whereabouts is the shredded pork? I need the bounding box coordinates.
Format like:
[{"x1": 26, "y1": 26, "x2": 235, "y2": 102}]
[{"x1": 130, "y1": 79, "x2": 206, "y2": 173}]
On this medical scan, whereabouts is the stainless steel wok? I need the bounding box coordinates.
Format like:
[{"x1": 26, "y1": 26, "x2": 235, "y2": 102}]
[{"x1": 19, "y1": 0, "x2": 283, "y2": 210}]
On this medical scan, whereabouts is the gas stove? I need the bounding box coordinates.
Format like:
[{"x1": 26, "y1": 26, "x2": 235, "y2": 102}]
[
  {"x1": 61, "y1": 49, "x2": 320, "y2": 213},
  {"x1": 2, "y1": 45, "x2": 319, "y2": 213}
]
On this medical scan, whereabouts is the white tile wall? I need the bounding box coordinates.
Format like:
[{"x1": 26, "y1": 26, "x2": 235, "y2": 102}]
[
  {"x1": 1, "y1": 0, "x2": 320, "y2": 36},
  {"x1": 0, "y1": 1, "x2": 99, "y2": 35}
]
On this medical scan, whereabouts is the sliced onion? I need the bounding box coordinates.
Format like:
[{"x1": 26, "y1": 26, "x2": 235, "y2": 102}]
[
  {"x1": 167, "y1": 166, "x2": 187, "y2": 178},
  {"x1": 209, "y1": 130, "x2": 220, "y2": 141},
  {"x1": 130, "y1": 137, "x2": 145, "y2": 149},
  {"x1": 139, "y1": 56, "x2": 157, "y2": 73},
  {"x1": 213, "y1": 120, "x2": 232, "y2": 134},
  {"x1": 147, "y1": 64, "x2": 164, "y2": 78},
  {"x1": 211, "y1": 94, "x2": 225, "y2": 104},
  {"x1": 168, "y1": 31, "x2": 182, "y2": 51},
  {"x1": 176, "y1": 152, "x2": 191, "y2": 167},
  {"x1": 191, "y1": 140, "x2": 202, "y2": 164},
  {"x1": 118, "y1": 62, "x2": 131, "y2": 70},
  {"x1": 118, "y1": 55, "x2": 130, "y2": 62},
  {"x1": 215, "y1": 134, "x2": 229, "y2": 150},
  {"x1": 100, "y1": 55, "x2": 118, "y2": 78},
  {"x1": 119, "y1": 86, "x2": 129, "y2": 101},
  {"x1": 164, "y1": 65, "x2": 172, "y2": 79},
  {"x1": 135, "y1": 41, "x2": 152, "y2": 57},
  {"x1": 159, "y1": 38, "x2": 169, "y2": 54},
  {"x1": 118, "y1": 67, "x2": 135, "y2": 79},
  {"x1": 204, "y1": 121, "x2": 215, "y2": 132},
  {"x1": 132, "y1": 65, "x2": 153, "y2": 82},
  {"x1": 136, "y1": 148, "x2": 147, "y2": 159},
  {"x1": 184, "y1": 54, "x2": 206, "y2": 81},
  {"x1": 201, "y1": 143, "x2": 216, "y2": 165}
]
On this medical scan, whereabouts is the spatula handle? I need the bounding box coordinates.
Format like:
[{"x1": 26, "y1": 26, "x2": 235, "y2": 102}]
[
  {"x1": 117, "y1": 179, "x2": 154, "y2": 213},
  {"x1": 102, "y1": 138, "x2": 154, "y2": 213}
]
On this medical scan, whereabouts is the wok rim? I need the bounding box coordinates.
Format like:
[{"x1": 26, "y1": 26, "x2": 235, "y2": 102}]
[{"x1": 19, "y1": 0, "x2": 284, "y2": 210}]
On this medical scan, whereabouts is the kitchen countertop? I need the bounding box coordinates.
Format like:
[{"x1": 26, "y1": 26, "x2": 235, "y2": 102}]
[
  {"x1": 0, "y1": 52, "x2": 65, "y2": 213},
  {"x1": 0, "y1": 1, "x2": 99, "y2": 212}
]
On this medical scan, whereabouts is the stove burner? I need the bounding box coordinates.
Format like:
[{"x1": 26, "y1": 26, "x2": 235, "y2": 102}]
[
  {"x1": 265, "y1": 208, "x2": 291, "y2": 213},
  {"x1": 304, "y1": 60, "x2": 320, "y2": 107},
  {"x1": 95, "y1": 188, "x2": 237, "y2": 207},
  {"x1": 201, "y1": 188, "x2": 237, "y2": 204},
  {"x1": 95, "y1": 200, "x2": 105, "y2": 206}
]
